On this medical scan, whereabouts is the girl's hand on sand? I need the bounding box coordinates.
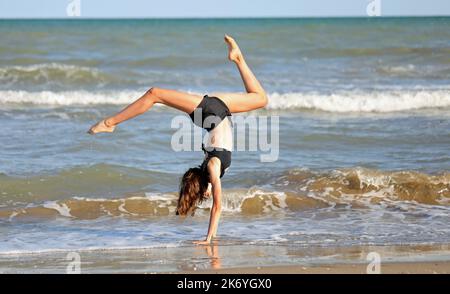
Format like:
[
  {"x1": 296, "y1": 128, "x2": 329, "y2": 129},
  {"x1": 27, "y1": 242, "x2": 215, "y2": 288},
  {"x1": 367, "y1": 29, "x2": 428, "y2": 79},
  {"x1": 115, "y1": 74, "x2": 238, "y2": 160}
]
[
  {"x1": 87, "y1": 119, "x2": 115, "y2": 135},
  {"x1": 193, "y1": 239, "x2": 211, "y2": 245}
]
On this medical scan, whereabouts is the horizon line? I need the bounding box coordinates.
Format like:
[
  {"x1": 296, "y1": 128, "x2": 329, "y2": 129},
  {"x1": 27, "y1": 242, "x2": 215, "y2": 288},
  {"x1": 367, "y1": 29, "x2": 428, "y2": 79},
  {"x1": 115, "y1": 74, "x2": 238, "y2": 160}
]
[{"x1": 1, "y1": 15, "x2": 449, "y2": 20}]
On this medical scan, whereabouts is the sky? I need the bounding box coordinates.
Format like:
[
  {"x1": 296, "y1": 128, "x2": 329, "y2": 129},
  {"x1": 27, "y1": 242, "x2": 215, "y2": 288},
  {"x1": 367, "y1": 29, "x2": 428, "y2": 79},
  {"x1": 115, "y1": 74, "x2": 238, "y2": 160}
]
[{"x1": 0, "y1": 0, "x2": 449, "y2": 18}]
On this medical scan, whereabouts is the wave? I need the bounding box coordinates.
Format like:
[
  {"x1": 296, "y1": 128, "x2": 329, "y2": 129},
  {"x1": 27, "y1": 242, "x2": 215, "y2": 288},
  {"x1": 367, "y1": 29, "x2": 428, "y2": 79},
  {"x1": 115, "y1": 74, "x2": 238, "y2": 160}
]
[
  {"x1": 377, "y1": 64, "x2": 417, "y2": 75},
  {"x1": 1, "y1": 89, "x2": 450, "y2": 112},
  {"x1": 0, "y1": 63, "x2": 117, "y2": 88},
  {"x1": 1, "y1": 165, "x2": 448, "y2": 220},
  {"x1": 375, "y1": 64, "x2": 450, "y2": 79},
  {"x1": 313, "y1": 47, "x2": 450, "y2": 58},
  {"x1": 268, "y1": 90, "x2": 450, "y2": 112},
  {"x1": 275, "y1": 167, "x2": 450, "y2": 206},
  {"x1": 0, "y1": 163, "x2": 172, "y2": 207},
  {"x1": 0, "y1": 189, "x2": 329, "y2": 220},
  {"x1": 0, "y1": 90, "x2": 144, "y2": 106}
]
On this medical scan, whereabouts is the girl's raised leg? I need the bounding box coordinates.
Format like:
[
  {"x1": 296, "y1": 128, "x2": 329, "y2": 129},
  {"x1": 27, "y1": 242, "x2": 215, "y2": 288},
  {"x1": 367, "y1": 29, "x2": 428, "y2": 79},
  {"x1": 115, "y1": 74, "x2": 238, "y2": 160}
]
[{"x1": 212, "y1": 35, "x2": 268, "y2": 113}]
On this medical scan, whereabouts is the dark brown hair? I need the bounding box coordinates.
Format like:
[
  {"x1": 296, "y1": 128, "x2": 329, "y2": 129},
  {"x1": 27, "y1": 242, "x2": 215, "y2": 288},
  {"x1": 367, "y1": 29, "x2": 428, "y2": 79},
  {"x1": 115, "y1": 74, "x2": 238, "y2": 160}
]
[{"x1": 176, "y1": 167, "x2": 209, "y2": 216}]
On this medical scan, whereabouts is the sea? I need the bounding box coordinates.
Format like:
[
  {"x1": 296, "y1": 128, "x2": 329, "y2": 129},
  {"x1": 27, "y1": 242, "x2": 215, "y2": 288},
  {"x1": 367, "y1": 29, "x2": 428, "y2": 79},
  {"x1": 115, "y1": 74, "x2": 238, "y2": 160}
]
[{"x1": 0, "y1": 18, "x2": 449, "y2": 271}]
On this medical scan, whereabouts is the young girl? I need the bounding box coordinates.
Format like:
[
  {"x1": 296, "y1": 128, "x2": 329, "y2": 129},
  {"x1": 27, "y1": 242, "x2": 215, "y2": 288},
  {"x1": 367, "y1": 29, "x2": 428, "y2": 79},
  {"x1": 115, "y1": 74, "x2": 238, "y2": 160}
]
[{"x1": 88, "y1": 35, "x2": 268, "y2": 244}]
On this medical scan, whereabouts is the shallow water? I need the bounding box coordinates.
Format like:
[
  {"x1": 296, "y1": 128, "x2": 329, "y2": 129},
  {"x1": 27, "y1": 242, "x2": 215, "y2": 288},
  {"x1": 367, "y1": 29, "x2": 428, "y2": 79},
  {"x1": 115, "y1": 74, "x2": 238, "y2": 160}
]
[{"x1": 0, "y1": 18, "x2": 449, "y2": 257}]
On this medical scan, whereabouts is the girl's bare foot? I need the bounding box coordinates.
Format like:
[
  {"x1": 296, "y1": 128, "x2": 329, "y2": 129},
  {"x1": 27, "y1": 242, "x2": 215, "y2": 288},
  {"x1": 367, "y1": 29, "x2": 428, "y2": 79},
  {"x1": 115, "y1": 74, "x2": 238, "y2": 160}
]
[
  {"x1": 224, "y1": 34, "x2": 243, "y2": 64},
  {"x1": 87, "y1": 119, "x2": 115, "y2": 134}
]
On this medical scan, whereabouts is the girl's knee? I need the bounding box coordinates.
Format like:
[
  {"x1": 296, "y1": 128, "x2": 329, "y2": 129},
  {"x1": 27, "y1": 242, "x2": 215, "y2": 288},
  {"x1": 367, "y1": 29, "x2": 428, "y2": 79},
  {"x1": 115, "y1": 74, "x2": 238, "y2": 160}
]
[
  {"x1": 252, "y1": 92, "x2": 268, "y2": 108},
  {"x1": 146, "y1": 87, "x2": 156, "y2": 96},
  {"x1": 144, "y1": 87, "x2": 161, "y2": 103},
  {"x1": 259, "y1": 93, "x2": 268, "y2": 108}
]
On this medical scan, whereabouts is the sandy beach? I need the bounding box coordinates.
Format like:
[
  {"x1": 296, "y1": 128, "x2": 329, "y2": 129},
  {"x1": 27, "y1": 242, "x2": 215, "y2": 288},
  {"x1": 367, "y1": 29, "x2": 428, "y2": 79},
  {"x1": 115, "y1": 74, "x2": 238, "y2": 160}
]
[
  {"x1": 1, "y1": 244, "x2": 450, "y2": 274},
  {"x1": 185, "y1": 261, "x2": 450, "y2": 274}
]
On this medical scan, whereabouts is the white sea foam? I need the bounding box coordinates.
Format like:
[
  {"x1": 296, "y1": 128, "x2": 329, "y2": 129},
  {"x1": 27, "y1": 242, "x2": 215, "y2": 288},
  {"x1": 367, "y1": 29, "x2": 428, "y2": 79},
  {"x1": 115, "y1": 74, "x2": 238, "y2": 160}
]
[
  {"x1": 197, "y1": 189, "x2": 288, "y2": 213},
  {"x1": 267, "y1": 90, "x2": 450, "y2": 112},
  {"x1": 0, "y1": 90, "x2": 143, "y2": 106},
  {"x1": 1, "y1": 89, "x2": 449, "y2": 112},
  {"x1": 42, "y1": 201, "x2": 72, "y2": 218},
  {"x1": 0, "y1": 243, "x2": 181, "y2": 256},
  {"x1": 377, "y1": 64, "x2": 417, "y2": 75}
]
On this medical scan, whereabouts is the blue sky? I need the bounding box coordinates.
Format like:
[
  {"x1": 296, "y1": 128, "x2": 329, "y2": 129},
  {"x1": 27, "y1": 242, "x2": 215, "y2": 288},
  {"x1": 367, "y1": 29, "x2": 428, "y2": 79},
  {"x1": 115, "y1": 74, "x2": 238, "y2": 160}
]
[{"x1": 0, "y1": 0, "x2": 449, "y2": 18}]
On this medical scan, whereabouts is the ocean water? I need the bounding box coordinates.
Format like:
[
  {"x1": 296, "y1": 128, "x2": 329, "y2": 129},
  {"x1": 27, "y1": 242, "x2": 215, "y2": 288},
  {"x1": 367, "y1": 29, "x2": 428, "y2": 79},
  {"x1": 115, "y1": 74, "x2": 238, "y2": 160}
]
[{"x1": 0, "y1": 18, "x2": 450, "y2": 259}]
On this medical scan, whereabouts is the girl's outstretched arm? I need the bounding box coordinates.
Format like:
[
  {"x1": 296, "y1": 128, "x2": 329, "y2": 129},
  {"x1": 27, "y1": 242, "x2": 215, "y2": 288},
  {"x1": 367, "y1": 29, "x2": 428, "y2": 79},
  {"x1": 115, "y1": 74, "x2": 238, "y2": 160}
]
[{"x1": 193, "y1": 158, "x2": 222, "y2": 245}]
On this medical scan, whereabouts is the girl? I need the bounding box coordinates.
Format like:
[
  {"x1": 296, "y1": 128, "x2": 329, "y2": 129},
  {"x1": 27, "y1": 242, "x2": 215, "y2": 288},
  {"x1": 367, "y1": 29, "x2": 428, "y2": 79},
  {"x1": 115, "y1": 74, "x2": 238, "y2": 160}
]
[{"x1": 88, "y1": 35, "x2": 268, "y2": 244}]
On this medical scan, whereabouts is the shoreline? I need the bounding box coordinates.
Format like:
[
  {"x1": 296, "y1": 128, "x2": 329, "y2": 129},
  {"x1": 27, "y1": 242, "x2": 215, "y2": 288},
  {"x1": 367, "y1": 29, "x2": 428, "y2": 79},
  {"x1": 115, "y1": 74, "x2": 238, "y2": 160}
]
[{"x1": 1, "y1": 244, "x2": 450, "y2": 274}]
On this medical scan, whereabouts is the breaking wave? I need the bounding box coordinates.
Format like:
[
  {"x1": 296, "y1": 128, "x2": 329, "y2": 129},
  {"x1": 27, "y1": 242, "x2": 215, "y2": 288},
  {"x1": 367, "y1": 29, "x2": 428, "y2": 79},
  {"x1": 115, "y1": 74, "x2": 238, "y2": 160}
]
[
  {"x1": 1, "y1": 165, "x2": 448, "y2": 220},
  {"x1": 0, "y1": 63, "x2": 117, "y2": 89},
  {"x1": 1, "y1": 89, "x2": 449, "y2": 112}
]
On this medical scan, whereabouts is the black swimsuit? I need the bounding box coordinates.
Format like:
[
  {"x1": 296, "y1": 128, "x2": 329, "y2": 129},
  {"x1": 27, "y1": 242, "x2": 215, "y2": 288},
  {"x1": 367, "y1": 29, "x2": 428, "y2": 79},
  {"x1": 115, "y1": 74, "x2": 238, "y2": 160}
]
[
  {"x1": 189, "y1": 95, "x2": 232, "y2": 178},
  {"x1": 189, "y1": 95, "x2": 232, "y2": 132},
  {"x1": 201, "y1": 145, "x2": 231, "y2": 178}
]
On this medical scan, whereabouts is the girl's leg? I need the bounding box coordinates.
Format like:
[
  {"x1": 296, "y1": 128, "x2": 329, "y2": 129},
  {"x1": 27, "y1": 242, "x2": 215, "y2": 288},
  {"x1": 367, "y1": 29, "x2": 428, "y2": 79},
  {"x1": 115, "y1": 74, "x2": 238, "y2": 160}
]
[
  {"x1": 88, "y1": 88, "x2": 202, "y2": 134},
  {"x1": 212, "y1": 35, "x2": 268, "y2": 113}
]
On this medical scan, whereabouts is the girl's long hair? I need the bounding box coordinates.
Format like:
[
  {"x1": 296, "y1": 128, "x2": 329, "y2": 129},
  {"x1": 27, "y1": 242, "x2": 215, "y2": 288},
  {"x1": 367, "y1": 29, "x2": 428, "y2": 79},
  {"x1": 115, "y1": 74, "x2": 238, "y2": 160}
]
[{"x1": 176, "y1": 167, "x2": 209, "y2": 216}]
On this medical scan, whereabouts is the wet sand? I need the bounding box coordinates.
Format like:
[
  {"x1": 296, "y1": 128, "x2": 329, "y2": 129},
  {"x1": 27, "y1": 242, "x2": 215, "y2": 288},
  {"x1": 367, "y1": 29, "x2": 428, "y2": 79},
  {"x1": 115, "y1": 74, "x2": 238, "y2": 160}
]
[
  {"x1": 2, "y1": 244, "x2": 450, "y2": 274},
  {"x1": 184, "y1": 261, "x2": 450, "y2": 274}
]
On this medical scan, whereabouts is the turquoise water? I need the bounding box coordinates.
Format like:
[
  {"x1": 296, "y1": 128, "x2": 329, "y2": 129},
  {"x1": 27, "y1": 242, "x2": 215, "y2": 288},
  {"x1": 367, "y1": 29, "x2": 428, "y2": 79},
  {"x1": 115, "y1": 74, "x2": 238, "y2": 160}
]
[{"x1": 0, "y1": 18, "x2": 449, "y2": 257}]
